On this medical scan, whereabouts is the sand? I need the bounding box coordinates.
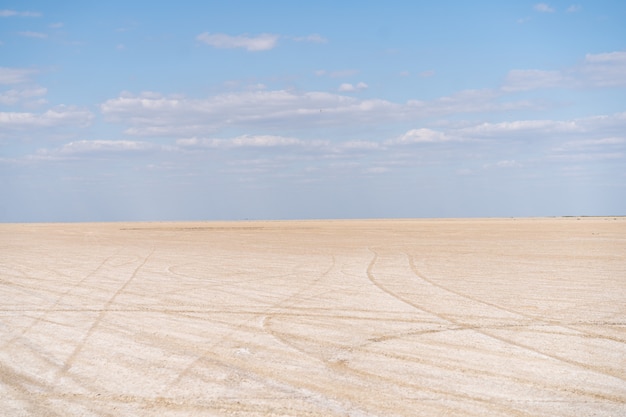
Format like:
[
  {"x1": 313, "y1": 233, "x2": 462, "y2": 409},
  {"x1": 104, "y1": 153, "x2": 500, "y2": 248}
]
[{"x1": 0, "y1": 218, "x2": 625, "y2": 416}]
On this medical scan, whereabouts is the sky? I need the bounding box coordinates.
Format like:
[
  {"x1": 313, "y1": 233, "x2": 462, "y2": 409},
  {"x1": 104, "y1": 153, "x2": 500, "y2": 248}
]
[{"x1": 1, "y1": 1, "x2": 625, "y2": 222}]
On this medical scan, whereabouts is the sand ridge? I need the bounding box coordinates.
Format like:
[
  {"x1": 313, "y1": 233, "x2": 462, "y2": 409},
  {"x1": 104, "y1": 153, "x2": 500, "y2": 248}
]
[{"x1": 0, "y1": 218, "x2": 625, "y2": 416}]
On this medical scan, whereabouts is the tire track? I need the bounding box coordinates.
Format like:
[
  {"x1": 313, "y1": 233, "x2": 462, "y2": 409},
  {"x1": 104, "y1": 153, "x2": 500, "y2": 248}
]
[
  {"x1": 0, "y1": 363, "x2": 63, "y2": 417},
  {"x1": 262, "y1": 316, "x2": 538, "y2": 417},
  {"x1": 0, "y1": 349, "x2": 116, "y2": 417},
  {"x1": 365, "y1": 248, "x2": 626, "y2": 391},
  {"x1": 3, "y1": 220, "x2": 623, "y2": 416},
  {"x1": 155, "y1": 339, "x2": 381, "y2": 417},
  {"x1": 263, "y1": 309, "x2": 624, "y2": 408},
  {"x1": 1, "y1": 251, "x2": 124, "y2": 352},
  {"x1": 408, "y1": 253, "x2": 626, "y2": 345},
  {"x1": 54, "y1": 247, "x2": 154, "y2": 381},
  {"x1": 257, "y1": 253, "x2": 543, "y2": 416},
  {"x1": 161, "y1": 254, "x2": 336, "y2": 392}
]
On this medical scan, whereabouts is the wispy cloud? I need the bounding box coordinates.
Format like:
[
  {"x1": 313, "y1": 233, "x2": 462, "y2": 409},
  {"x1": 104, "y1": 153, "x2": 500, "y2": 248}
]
[
  {"x1": 502, "y1": 50, "x2": 626, "y2": 91},
  {"x1": 28, "y1": 140, "x2": 158, "y2": 161},
  {"x1": 582, "y1": 51, "x2": 626, "y2": 87},
  {"x1": 547, "y1": 152, "x2": 623, "y2": 162},
  {"x1": 292, "y1": 34, "x2": 327, "y2": 43},
  {"x1": 481, "y1": 160, "x2": 524, "y2": 169},
  {"x1": 502, "y1": 69, "x2": 572, "y2": 91},
  {"x1": 196, "y1": 33, "x2": 278, "y2": 51},
  {"x1": 57, "y1": 140, "x2": 155, "y2": 155},
  {"x1": 463, "y1": 120, "x2": 574, "y2": 135},
  {"x1": 0, "y1": 9, "x2": 41, "y2": 17},
  {"x1": 533, "y1": 3, "x2": 555, "y2": 13},
  {"x1": 340, "y1": 140, "x2": 381, "y2": 151},
  {"x1": 315, "y1": 69, "x2": 359, "y2": 78},
  {"x1": 458, "y1": 112, "x2": 626, "y2": 139},
  {"x1": 0, "y1": 86, "x2": 47, "y2": 106},
  {"x1": 18, "y1": 31, "x2": 48, "y2": 39},
  {"x1": 408, "y1": 88, "x2": 529, "y2": 116},
  {"x1": 365, "y1": 166, "x2": 389, "y2": 174},
  {"x1": 0, "y1": 67, "x2": 38, "y2": 84},
  {"x1": 553, "y1": 137, "x2": 625, "y2": 152},
  {"x1": 566, "y1": 5, "x2": 581, "y2": 13},
  {"x1": 177, "y1": 135, "x2": 306, "y2": 149},
  {"x1": 497, "y1": 160, "x2": 523, "y2": 168},
  {"x1": 0, "y1": 106, "x2": 93, "y2": 130}
]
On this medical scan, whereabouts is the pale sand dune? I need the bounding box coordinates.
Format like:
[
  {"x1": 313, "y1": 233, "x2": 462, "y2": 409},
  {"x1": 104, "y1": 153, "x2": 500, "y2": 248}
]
[{"x1": 0, "y1": 218, "x2": 625, "y2": 416}]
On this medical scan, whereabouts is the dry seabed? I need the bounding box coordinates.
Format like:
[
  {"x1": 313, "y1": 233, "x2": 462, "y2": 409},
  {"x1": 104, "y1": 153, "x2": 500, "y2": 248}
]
[{"x1": 0, "y1": 218, "x2": 625, "y2": 416}]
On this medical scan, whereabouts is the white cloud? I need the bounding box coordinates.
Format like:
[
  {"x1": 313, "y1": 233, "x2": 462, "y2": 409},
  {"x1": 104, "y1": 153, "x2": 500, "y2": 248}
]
[
  {"x1": 196, "y1": 33, "x2": 278, "y2": 51},
  {"x1": 533, "y1": 3, "x2": 555, "y2": 13},
  {"x1": 13, "y1": 109, "x2": 626, "y2": 189},
  {"x1": 389, "y1": 128, "x2": 450, "y2": 145},
  {"x1": 0, "y1": 106, "x2": 94, "y2": 130},
  {"x1": 0, "y1": 86, "x2": 47, "y2": 105},
  {"x1": 49, "y1": 22, "x2": 63, "y2": 29},
  {"x1": 338, "y1": 83, "x2": 355, "y2": 92},
  {"x1": 0, "y1": 10, "x2": 41, "y2": 17},
  {"x1": 100, "y1": 87, "x2": 539, "y2": 138},
  {"x1": 419, "y1": 70, "x2": 435, "y2": 78},
  {"x1": 461, "y1": 119, "x2": 578, "y2": 137},
  {"x1": 458, "y1": 112, "x2": 626, "y2": 144},
  {"x1": 566, "y1": 5, "x2": 581, "y2": 13},
  {"x1": 18, "y1": 31, "x2": 47, "y2": 39},
  {"x1": 338, "y1": 82, "x2": 368, "y2": 92},
  {"x1": 0, "y1": 67, "x2": 38, "y2": 84},
  {"x1": 101, "y1": 90, "x2": 405, "y2": 136}
]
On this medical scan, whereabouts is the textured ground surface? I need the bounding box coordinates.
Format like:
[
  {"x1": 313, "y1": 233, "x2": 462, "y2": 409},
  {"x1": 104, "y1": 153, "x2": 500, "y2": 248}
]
[{"x1": 1, "y1": 218, "x2": 625, "y2": 416}]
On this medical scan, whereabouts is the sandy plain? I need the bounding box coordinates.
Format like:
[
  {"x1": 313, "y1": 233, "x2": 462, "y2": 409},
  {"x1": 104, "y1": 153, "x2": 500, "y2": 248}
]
[{"x1": 0, "y1": 218, "x2": 625, "y2": 416}]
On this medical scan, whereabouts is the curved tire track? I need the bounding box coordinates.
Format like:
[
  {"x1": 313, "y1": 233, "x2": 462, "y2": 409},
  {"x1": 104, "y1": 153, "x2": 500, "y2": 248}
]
[{"x1": 365, "y1": 247, "x2": 626, "y2": 399}]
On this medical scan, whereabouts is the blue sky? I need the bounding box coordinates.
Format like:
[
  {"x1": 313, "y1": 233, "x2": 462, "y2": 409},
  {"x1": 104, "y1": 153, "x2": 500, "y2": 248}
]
[{"x1": 1, "y1": 1, "x2": 625, "y2": 221}]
